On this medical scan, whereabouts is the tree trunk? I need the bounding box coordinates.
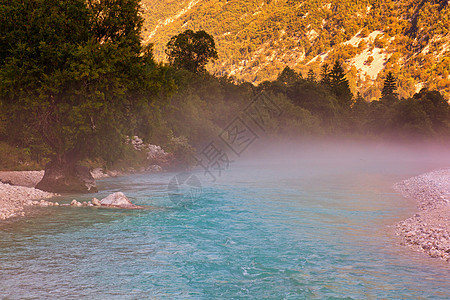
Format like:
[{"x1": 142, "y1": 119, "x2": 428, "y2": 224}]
[{"x1": 35, "y1": 159, "x2": 98, "y2": 193}]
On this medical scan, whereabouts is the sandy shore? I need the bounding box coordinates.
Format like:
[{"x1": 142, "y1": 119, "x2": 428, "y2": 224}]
[{"x1": 394, "y1": 168, "x2": 450, "y2": 261}]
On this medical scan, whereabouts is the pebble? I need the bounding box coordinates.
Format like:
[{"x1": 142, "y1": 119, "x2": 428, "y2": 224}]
[{"x1": 91, "y1": 198, "x2": 101, "y2": 206}]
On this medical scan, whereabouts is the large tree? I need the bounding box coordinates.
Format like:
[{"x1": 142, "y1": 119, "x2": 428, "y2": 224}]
[
  {"x1": 0, "y1": 0, "x2": 162, "y2": 192},
  {"x1": 277, "y1": 66, "x2": 302, "y2": 85},
  {"x1": 166, "y1": 30, "x2": 218, "y2": 74}
]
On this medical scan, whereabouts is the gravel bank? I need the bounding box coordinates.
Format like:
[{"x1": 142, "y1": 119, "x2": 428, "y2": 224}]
[
  {"x1": 0, "y1": 169, "x2": 120, "y2": 221},
  {"x1": 394, "y1": 168, "x2": 450, "y2": 261},
  {"x1": 0, "y1": 182, "x2": 56, "y2": 220}
]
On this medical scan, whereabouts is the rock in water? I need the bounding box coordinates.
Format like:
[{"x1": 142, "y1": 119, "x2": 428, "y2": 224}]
[
  {"x1": 35, "y1": 161, "x2": 98, "y2": 193},
  {"x1": 99, "y1": 192, "x2": 142, "y2": 209},
  {"x1": 91, "y1": 198, "x2": 101, "y2": 206}
]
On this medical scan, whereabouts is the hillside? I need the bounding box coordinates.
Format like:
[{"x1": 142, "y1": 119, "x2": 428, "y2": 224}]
[{"x1": 141, "y1": 0, "x2": 450, "y2": 101}]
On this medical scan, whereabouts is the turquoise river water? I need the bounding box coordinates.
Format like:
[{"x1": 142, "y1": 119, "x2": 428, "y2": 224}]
[{"x1": 1, "y1": 142, "x2": 450, "y2": 299}]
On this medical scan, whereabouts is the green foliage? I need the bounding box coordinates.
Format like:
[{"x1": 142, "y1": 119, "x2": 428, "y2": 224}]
[
  {"x1": 389, "y1": 98, "x2": 434, "y2": 138},
  {"x1": 2, "y1": 5, "x2": 450, "y2": 173},
  {"x1": 362, "y1": 87, "x2": 450, "y2": 139},
  {"x1": 107, "y1": 143, "x2": 149, "y2": 173},
  {"x1": 259, "y1": 62, "x2": 450, "y2": 139},
  {"x1": 166, "y1": 30, "x2": 218, "y2": 73},
  {"x1": 167, "y1": 136, "x2": 197, "y2": 169},
  {"x1": 0, "y1": 142, "x2": 46, "y2": 171},
  {"x1": 0, "y1": 0, "x2": 167, "y2": 167}
]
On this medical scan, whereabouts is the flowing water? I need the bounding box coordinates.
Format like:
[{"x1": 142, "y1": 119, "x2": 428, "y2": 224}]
[{"x1": 1, "y1": 142, "x2": 450, "y2": 299}]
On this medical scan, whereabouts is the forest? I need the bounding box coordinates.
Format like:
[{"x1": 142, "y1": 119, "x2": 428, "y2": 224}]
[
  {"x1": 142, "y1": 0, "x2": 450, "y2": 101},
  {"x1": 0, "y1": 0, "x2": 449, "y2": 174}
]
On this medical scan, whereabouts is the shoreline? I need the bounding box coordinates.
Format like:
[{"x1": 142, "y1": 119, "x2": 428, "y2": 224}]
[
  {"x1": 0, "y1": 168, "x2": 162, "y2": 221},
  {"x1": 394, "y1": 168, "x2": 450, "y2": 262},
  {"x1": 0, "y1": 171, "x2": 62, "y2": 220},
  {"x1": 3, "y1": 167, "x2": 450, "y2": 262},
  {"x1": 0, "y1": 181, "x2": 57, "y2": 220}
]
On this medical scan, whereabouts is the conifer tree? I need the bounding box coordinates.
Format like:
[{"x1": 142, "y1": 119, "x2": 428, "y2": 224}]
[
  {"x1": 307, "y1": 69, "x2": 316, "y2": 82},
  {"x1": 380, "y1": 71, "x2": 399, "y2": 106},
  {"x1": 320, "y1": 63, "x2": 330, "y2": 86},
  {"x1": 329, "y1": 61, "x2": 352, "y2": 109},
  {"x1": 382, "y1": 72, "x2": 398, "y2": 98}
]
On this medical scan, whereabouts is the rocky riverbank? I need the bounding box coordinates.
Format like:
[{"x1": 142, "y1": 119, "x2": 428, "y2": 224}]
[
  {"x1": 0, "y1": 169, "x2": 100, "y2": 221},
  {"x1": 0, "y1": 181, "x2": 56, "y2": 220},
  {"x1": 394, "y1": 168, "x2": 450, "y2": 262},
  {"x1": 0, "y1": 168, "x2": 151, "y2": 221}
]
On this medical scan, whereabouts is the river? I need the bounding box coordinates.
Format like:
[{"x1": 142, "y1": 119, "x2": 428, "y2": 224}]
[{"x1": 1, "y1": 141, "x2": 449, "y2": 298}]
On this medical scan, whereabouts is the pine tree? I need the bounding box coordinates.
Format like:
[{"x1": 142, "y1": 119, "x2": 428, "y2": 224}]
[
  {"x1": 380, "y1": 71, "x2": 398, "y2": 106},
  {"x1": 329, "y1": 61, "x2": 352, "y2": 109},
  {"x1": 307, "y1": 69, "x2": 316, "y2": 82},
  {"x1": 320, "y1": 63, "x2": 330, "y2": 86},
  {"x1": 382, "y1": 72, "x2": 398, "y2": 98}
]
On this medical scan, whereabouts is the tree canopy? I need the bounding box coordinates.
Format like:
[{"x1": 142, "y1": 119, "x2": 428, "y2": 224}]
[
  {"x1": 0, "y1": 0, "x2": 162, "y2": 167},
  {"x1": 165, "y1": 29, "x2": 218, "y2": 73},
  {"x1": 142, "y1": 0, "x2": 450, "y2": 100},
  {"x1": 277, "y1": 66, "x2": 302, "y2": 85}
]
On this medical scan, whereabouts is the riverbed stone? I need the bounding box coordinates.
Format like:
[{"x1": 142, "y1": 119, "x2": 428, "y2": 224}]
[
  {"x1": 91, "y1": 198, "x2": 101, "y2": 206},
  {"x1": 99, "y1": 192, "x2": 142, "y2": 209}
]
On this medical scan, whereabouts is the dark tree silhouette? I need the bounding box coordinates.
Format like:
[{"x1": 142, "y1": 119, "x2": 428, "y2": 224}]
[
  {"x1": 166, "y1": 30, "x2": 218, "y2": 73},
  {"x1": 382, "y1": 71, "x2": 398, "y2": 98},
  {"x1": 413, "y1": 88, "x2": 450, "y2": 133},
  {"x1": 381, "y1": 71, "x2": 398, "y2": 106},
  {"x1": 320, "y1": 63, "x2": 330, "y2": 86},
  {"x1": 307, "y1": 69, "x2": 316, "y2": 82},
  {"x1": 277, "y1": 66, "x2": 301, "y2": 85},
  {"x1": 328, "y1": 61, "x2": 352, "y2": 109}
]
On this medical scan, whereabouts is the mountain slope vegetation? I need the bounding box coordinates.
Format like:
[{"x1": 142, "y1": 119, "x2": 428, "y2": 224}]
[{"x1": 141, "y1": 0, "x2": 450, "y2": 101}]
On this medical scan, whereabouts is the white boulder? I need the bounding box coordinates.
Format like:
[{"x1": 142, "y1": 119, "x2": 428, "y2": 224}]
[{"x1": 99, "y1": 192, "x2": 142, "y2": 209}]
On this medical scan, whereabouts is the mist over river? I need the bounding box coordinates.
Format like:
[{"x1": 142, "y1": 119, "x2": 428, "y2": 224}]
[{"x1": 1, "y1": 141, "x2": 450, "y2": 299}]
